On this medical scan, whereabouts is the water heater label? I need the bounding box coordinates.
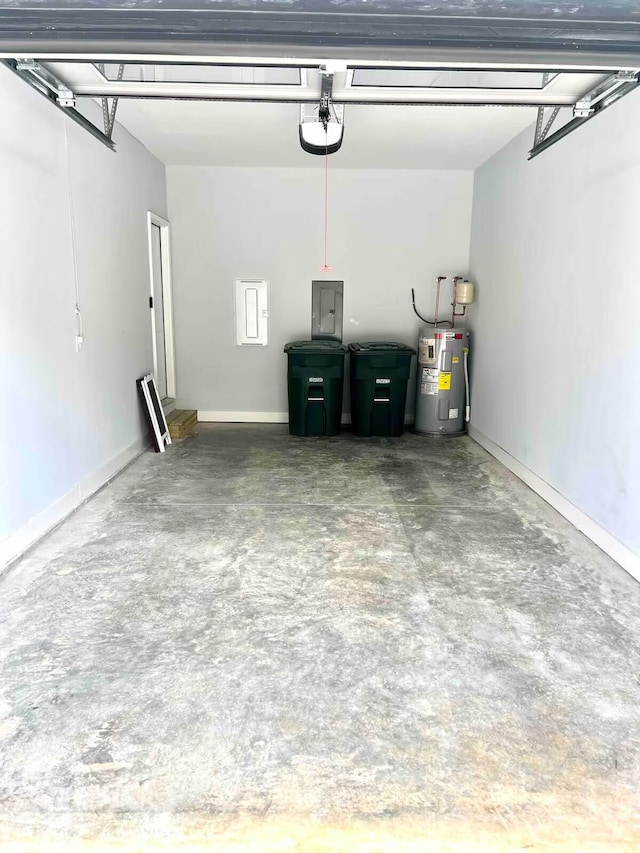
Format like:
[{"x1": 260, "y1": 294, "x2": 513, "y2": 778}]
[
  {"x1": 449, "y1": 408, "x2": 459, "y2": 419},
  {"x1": 438, "y1": 373, "x2": 452, "y2": 390},
  {"x1": 421, "y1": 367, "x2": 439, "y2": 395},
  {"x1": 452, "y1": 356, "x2": 460, "y2": 364}
]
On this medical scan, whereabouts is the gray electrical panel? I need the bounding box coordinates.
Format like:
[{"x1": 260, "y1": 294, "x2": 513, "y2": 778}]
[
  {"x1": 312, "y1": 280, "x2": 343, "y2": 342},
  {"x1": 414, "y1": 326, "x2": 470, "y2": 436}
]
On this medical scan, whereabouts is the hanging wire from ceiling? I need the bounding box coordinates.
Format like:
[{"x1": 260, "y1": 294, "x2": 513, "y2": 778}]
[{"x1": 320, "y1": 134, "x2": 332, "y2": 272}]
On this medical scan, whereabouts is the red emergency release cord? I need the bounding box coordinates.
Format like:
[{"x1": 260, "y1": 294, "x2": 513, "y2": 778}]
[{"x1": 320, "y1": 138, "x2": 332, "y2": 271}]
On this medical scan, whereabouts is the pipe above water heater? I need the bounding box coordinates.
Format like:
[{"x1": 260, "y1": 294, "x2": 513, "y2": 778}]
[{"x1": 411, "y1": 275, "x2": 453, "y2": 328}]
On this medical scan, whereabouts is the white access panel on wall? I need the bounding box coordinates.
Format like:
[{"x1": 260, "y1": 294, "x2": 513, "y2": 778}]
[{"x1": 235, "y1": 279, "x2": 269, "y2": 346}]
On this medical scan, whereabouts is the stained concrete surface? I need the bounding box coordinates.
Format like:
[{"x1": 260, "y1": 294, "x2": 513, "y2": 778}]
[{"x1": 1, "y1": 425, "x2": 640, "y2": 851}]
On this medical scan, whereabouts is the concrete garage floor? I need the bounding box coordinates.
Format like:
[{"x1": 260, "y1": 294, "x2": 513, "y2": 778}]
[{"x1": 1, "y1": 425, "x2": 640, "y2": 852}]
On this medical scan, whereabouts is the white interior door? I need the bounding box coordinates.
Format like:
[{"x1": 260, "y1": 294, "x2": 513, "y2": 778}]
[
  {"x1": 150, "y1": 223, "x2": 167, "y2": 399},
  {"x1": 147, "y1": 213, "x2": 176, "y2": 402}
]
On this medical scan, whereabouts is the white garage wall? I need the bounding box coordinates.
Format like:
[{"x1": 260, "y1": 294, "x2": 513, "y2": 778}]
[
  {"x1": 469, "y1": 90, "x2": 640, "y2": 571},
  {"x1": 0, "y1": 66, "x2": 167, "y2": 568},
  {"x1": 167, "y1": 166, "x2": 473, "y2": 418}
]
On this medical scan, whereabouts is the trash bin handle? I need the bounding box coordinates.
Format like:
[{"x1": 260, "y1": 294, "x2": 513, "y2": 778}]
[{"x1": 366, "y1": 343, "x2": 402, "y2": 350}]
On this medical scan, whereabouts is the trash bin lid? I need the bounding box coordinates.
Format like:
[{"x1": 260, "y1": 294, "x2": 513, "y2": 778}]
[
  {"x1": 348, "y1": 341, "x2": 416, "y2": 353},
  {"x1": 284, "y1": 340, "x2": 348, "y2": 353}
]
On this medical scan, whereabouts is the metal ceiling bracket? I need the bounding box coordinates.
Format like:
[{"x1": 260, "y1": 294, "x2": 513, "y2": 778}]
[
  {"x1": 318, "y1": 66, "x2": 334, "y2": 130},
  {"x1": 534, "y1": 104, "x2": 562, "y2": 146},
  {"x1": 3, "y1": 58, "x2": 115, "y2": 151},
  {"x1": 573, "y1": 70, "x2": 638, "y2": 116},
  {"x1": 533, "y1": 106, "x2": 545, "y2": 148},
  {"x1": 95, "y1": 62, "x2": 124, "y2": 139},
  {"x1": 101, "y1": 97, "x2": 111, "y2": 134},
  {"x1": 15, "y1": 58, "x2": 76, "y2": 107},
  {"x1": 321, "y1": 66, "x2": 344, "y2": 126},
  {"x1": 300, "y1": 100, "x2": 344, "y2": 124},
  {"x1": 299, "y1": 66, "x2": 345, "y2": 128},
  {"x1": 533, "y1": 72, "x2": 550, "y2": 147},
  {"x1": 532, "y1": 72, "x2": 563, "y2": 148},
  {"x1": 529, "y1": 69, "x2": 640, "y2": 159},
  {"x1": 541, "y1": 106, "x2": 561, "y2": 141}
]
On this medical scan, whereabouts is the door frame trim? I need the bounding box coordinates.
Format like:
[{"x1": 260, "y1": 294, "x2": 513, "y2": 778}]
[{"x1": 147, "y1": 211, "x2": 176, "y2": 401}]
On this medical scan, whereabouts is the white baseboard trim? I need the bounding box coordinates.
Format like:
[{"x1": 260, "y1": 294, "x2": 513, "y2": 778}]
[
  {"x1": 197, "y1": 412, "x2": 412, "y2": 425},
  {"x1": 0, "y1": 436, "x2": 148, "y2": 573},
  {"x1": 198, "y1": 411, "x2": 289, "y2": 423},
  {"x1": 468, "y1": 425, "x2": 640, "y2": 584}
]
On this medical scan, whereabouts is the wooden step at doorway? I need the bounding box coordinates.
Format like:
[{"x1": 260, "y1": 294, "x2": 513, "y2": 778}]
[{"x1": 167, "y1": 409, "x2": 197, "y2": 440}]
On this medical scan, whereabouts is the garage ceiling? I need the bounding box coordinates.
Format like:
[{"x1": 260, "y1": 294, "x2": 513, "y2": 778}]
[
  {"x1": 4, "y1": 55, "x2": 637, "y2": 164},
  {"x1": 2, "y1": 1, "x2": 640, "y2": 164},
  {"x1": 113, "y1": 100, "x2": 538, "y2": 170},
  {"x1": 33, "y1": 60, "x2": 605, "y2": 168}
]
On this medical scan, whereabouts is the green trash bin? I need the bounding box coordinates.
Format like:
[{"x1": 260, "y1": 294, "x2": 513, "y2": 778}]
[
  {"x1": 284, "y1": 340, "x2": 348, "y2": 436},
  {"x1": 348, "y1": 341, "x2": 416, "y2": 437}
]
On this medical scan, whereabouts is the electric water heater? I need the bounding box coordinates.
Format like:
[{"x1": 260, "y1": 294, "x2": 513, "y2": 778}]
[{"x1": 414, "y1": 327, "x2": 470, "y2": 436}]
